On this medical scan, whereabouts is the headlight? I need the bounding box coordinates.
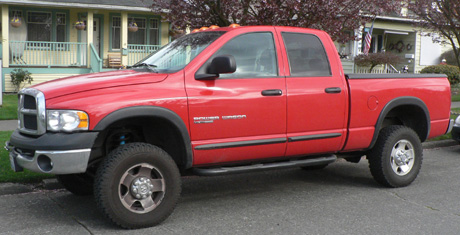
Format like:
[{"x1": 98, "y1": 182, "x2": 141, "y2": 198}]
[{"x1": 47, "y1": 110, "x2": 89, "y2": 132}]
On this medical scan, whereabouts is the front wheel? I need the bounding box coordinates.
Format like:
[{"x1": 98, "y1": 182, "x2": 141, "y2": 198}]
[
  {"x1": 368, "y1": 125, "x2": 423, "y2": 188},
  {"x1": 94, "y1": 143, "x2": 181, "y2": 229}
]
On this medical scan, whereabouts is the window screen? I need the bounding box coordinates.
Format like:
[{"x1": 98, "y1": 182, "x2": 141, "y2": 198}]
[
  {"x1": 56, "y1": 13, "x2": 66, "y2": 42},
  {"x1": 112, "y1": 16, "x2": 121, "y2": 49},
  {"x1": 282, "y1": 32, "x2": 331, "y2": 77},
  {"x1": 213, "y1": 32, "x2": 277, "y2": 79},
  {"x1": 128, "y1": 18, "x2": 146, "y2": 45},
  {"x1": 149, "y1": 19, "x2": 159, "y2": 45},
  {"x1": 27, "y1": 12, "x2": 52, "y2": 41}
]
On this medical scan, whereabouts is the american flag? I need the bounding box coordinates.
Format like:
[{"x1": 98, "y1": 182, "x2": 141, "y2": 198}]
[{"x1": 363, "y1": 21, "x2": 374, "y2": 55}]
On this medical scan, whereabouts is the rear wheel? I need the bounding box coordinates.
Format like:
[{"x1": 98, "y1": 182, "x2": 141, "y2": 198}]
[
  {"x1": 368, "y1": 125, "x2": 422, "y2": 187},
  {"x1": 94, "y1": 143, "x2": 181, "y2": 229}
]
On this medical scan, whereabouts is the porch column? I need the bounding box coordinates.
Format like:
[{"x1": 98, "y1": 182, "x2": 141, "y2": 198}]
[
  {"x1": 121, "y1": 12, "x2": 128, "y2": 66},
  {"x1": 86, "y1": 11, "x2": 93, "y2": 68},
  {"x1": 2, "y1": 5, "x2": 9, "y2": 68}
]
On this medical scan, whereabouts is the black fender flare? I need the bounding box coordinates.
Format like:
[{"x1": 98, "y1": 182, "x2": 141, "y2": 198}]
[
  {"x1": 368, "y1": 96, "x2": 430, "y2": 149},
  {"x1": 94, "y1": 106, "x2": 193, "y2": 169}
]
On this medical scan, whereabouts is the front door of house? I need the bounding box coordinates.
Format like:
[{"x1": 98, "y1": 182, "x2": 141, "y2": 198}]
[{"x1": 81, "y1": 18, "x2": 101, "y2": 56}]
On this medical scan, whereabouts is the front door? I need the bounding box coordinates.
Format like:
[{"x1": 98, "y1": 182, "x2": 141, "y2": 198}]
[
  {"x1": 81, "y1": 18, "x2": 101, "y2": 56},
  {"x1": 185, "y1": 28, "x2": 288, "y2": 166}
]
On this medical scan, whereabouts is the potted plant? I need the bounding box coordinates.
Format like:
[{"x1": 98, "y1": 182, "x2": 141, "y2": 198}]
[
  {"x1": 11, "y1": 16, "x2": 22, "y2": 28},
  {"x1": 75, "y1": 20, "x2": 86, "y2": 30},
  {"x1": 128, "y1": 21, "x2": 138, "y2": 32}
]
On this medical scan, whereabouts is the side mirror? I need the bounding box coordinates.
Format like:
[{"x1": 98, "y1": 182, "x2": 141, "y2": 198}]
[{"x1": 195, "y1": 55, "x2": 236, "y2": 80}]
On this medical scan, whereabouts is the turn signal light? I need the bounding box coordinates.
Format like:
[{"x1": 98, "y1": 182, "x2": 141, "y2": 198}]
[
  {"x1": 229, "y1": 23, "x2": 240, "y2": 28},
  {"x1": 191, "y1": 29, "x2": 200, "y2": 33},
  {"x1": 199, "y1": 27, "x2": 209, "y2": 31},
  {"x1": 209, "y1": 25, "x2": 220, "y2": 29}
]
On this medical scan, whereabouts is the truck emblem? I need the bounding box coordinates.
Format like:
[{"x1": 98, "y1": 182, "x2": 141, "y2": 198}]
[{"x1": 193, "y1": 115, "x2": 247, "y2": 124}]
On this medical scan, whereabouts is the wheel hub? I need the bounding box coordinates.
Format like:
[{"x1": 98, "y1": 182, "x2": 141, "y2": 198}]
[
  {"x1": 131, "y1": 177, "x2": 154, "y2": 199},
  {"x1": 390, "y1": 139, "x2": 415, "y2": 176},
  {"x1": 394, "y1": 150, "x2": 409, "y2": 166}
]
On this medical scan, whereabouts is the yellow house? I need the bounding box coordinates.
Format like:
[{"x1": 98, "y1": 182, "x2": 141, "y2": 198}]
[{"x1": 1, "y1": 0, "x2": 170, "y2": 92}]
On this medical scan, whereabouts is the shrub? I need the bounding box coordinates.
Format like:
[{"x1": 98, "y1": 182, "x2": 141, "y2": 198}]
[
  {"x1": 420, "y1": 64, "x2": 460, "y2": 85},
  {"x1": 354, "y1": 52, "x2": 402, "y2": 73},
  {"x1": 10, "y1": 69, "x2": 33, "y2": 92}
]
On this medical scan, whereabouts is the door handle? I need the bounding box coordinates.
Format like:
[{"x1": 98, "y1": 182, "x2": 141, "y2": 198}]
[
  {"x1": 325, "y1": 87, "x2": 342, "y2": 94},
  {"x1": 261, "y1": 89, "x2": 283, "y2": 96}
]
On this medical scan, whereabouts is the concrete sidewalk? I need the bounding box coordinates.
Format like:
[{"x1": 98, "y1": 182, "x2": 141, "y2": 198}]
[{"x1": 0, "y1": 120, "x2": 17, "y2": 131}]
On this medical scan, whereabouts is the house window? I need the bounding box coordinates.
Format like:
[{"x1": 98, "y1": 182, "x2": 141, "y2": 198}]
[
  {"x1": 27, "y1": 12, "x2": 52, "y2": 41},
  {"x1": 149, "y1": 19, "x2": 159, "y2": 45},
  {"x1": 128, "y1": 18, "x2": 146, "y2": 45},
  {"x1": 112, "y1": 16, "x2": 121, "y2": 49},
  {"x1": 56, "y1": 13, "x2": 66, "y2": 42}
]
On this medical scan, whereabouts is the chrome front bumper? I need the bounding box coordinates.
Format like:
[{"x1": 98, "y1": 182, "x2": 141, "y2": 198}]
[{"x1": 5, "y1": 141, "x2": 91, "y2": 174}]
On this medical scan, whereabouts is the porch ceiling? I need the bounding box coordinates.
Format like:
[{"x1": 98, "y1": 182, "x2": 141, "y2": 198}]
[{"x1": 0, "y1": 0, "x2": 158, "y2": 12}]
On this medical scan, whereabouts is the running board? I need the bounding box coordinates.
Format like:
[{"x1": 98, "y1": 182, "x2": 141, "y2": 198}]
[{"x1": 193, "y1": 155, "x2": 337, "y2": 176}]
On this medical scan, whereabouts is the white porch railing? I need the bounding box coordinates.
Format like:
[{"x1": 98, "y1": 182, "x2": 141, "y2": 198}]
[
  {"x1": 127, "y1": 44, "x2": 161, "y2": 66},
  {"x1": 355, "y1": 64, "x2": 401, "y2": 74},
  {"x1": 10, "y1": 41, "x2": 87, "y2": 67}
]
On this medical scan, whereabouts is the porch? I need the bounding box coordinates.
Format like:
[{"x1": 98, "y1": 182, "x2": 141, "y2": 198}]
[
  {"x1": 8, "y1": 41, "x2": 161, "y2": 68},
  {"x1": 1, "y1": 4, "x2": 170, "y2": 92}
]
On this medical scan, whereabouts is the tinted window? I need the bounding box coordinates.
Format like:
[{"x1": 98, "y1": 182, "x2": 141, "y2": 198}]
[
  {"x1": 282, "y1": 33, "x2": 331, "y2": 77},
  {"x1": 214, "y1": 32, "x2": 277, "y2": 78}
]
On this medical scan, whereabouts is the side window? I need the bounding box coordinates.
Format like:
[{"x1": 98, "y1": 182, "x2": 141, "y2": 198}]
[
  {"x1": 282, "y1": 33, "x2": 331, "y2": 77},
  {"x1": 214, "y1": 32, "x2": 277, "y2": 78}
]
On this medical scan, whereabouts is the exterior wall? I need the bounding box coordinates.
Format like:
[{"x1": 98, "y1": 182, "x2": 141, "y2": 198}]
[{"x1": 4, "y1": 73, "x2": 78, "y2": 91}]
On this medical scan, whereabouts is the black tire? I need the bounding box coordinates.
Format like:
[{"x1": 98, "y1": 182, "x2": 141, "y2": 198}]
[
  {"x1": 301, "y1": 164, "x2": 329, "y2": 171},
  {"x1": 56, "y1": 173, "x2": 94, "y2": 196},
  {"x1": 94, "y1": 143, "x2": 181, "y2": 229},
  {"x1": 368, "y1": 125, "x2": 423, "y2": 188}
]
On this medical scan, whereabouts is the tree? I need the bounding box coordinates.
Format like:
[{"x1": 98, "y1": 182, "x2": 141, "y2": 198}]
[
  {"x1": 407, "y1": 0, "x2": 460, "y2": 67},
  {"x1": 354, "y1": 52, "x2": 402, "y2": 73},
  {"x1": 151, "y1": 0, "x2": 399, "y2": 43}
]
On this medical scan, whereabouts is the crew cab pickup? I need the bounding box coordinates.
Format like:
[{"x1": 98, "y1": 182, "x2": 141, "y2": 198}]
[{"x1": 5, "y1": 25, "x2": 453, "y2": 228}]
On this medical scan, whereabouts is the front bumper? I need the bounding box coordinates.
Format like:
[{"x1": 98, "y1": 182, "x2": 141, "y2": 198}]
[{"x1": 5, "y1": 130, "x2": 98, "y2": 174}]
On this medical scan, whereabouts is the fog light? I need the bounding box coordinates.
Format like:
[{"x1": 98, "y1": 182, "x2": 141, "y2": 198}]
[{"x1": 37, "y1": 155, "x2": 53, "y2": 172}]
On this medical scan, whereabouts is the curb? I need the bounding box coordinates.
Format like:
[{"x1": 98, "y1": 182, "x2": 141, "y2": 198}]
[
  {"x1": 0, "y1": 178, "x2": 63, "y2": 196},
  {"x1": 422, "y1": 139, "x2": 458, "y2": 149}
]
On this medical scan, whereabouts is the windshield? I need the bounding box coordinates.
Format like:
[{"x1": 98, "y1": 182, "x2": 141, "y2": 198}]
[{"x1": 134, "y1": 31, "x2": 226, "y2": 73}]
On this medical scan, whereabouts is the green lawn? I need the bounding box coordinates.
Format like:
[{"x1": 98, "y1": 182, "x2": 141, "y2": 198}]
[
  {"x1": 0, "y1": 94, "x2": 18, "y2": 120},
  {"x1": 0, "y1": 131, "x2": 54, "y2": 183},
  {"x1": 427, "y1": 107, "x2": 460, "y2": 141}
]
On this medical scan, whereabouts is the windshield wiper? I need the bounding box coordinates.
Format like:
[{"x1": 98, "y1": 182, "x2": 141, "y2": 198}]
[{"x1": 130, "y1": 63, "x2": 158, "y2": 72}]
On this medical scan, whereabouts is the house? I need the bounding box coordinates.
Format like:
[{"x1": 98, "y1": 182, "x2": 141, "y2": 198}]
[
  {"x1": 336, "y1": 13, "x2": 454, "y2": 74},
  {"x1": 1, "y1": 0, "x2": 170, "y2": 92}
]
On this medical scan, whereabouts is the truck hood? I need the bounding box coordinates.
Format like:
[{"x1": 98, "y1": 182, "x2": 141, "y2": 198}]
[{"x1": 33, "y1": 70, "x2": 168, "y2": 99}]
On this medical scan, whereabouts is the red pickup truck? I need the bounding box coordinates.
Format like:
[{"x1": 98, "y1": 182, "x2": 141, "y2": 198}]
[{"x1": 5, "y1": 25, "x2": 452, "y2": 228}]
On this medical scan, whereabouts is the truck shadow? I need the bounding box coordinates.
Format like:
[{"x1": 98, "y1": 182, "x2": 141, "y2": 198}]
[{"x1": 47, "y1": 160, "x2": 380, "y2": 230}]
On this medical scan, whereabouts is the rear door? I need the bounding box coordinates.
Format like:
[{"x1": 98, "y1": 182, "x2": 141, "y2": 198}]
[
  {"x1": 278, "y1": 29, "x2": 349, "y2": 156},
  {"x1": 185, "y1": 28, "x2": 288, "y2": 166}
]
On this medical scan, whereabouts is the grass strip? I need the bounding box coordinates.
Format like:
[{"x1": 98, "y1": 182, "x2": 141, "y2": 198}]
[{"x1": 0, "y1": 131, "x2": 54, "y2": 183}]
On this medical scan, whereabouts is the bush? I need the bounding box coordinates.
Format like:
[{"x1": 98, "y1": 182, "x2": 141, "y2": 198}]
[
  {"x1": 10, "y1": 69, "x2": 33, "y2": 92},
  {"x1": 354, "y1": 52, "x2": 402, "y2": 73},
  {"x1": 420, "y1": 64, "x2": 460, "y2": 85}
]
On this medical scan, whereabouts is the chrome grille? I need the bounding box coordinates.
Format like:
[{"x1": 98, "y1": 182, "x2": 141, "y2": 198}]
[{"x1": 18, "y1": 88, "x2": 46, "y2": 135}]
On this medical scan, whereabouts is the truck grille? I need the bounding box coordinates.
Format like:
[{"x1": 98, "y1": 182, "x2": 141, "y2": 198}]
[{"x1": 18, "y1": 88, "x2": 46, "y2": 136}]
